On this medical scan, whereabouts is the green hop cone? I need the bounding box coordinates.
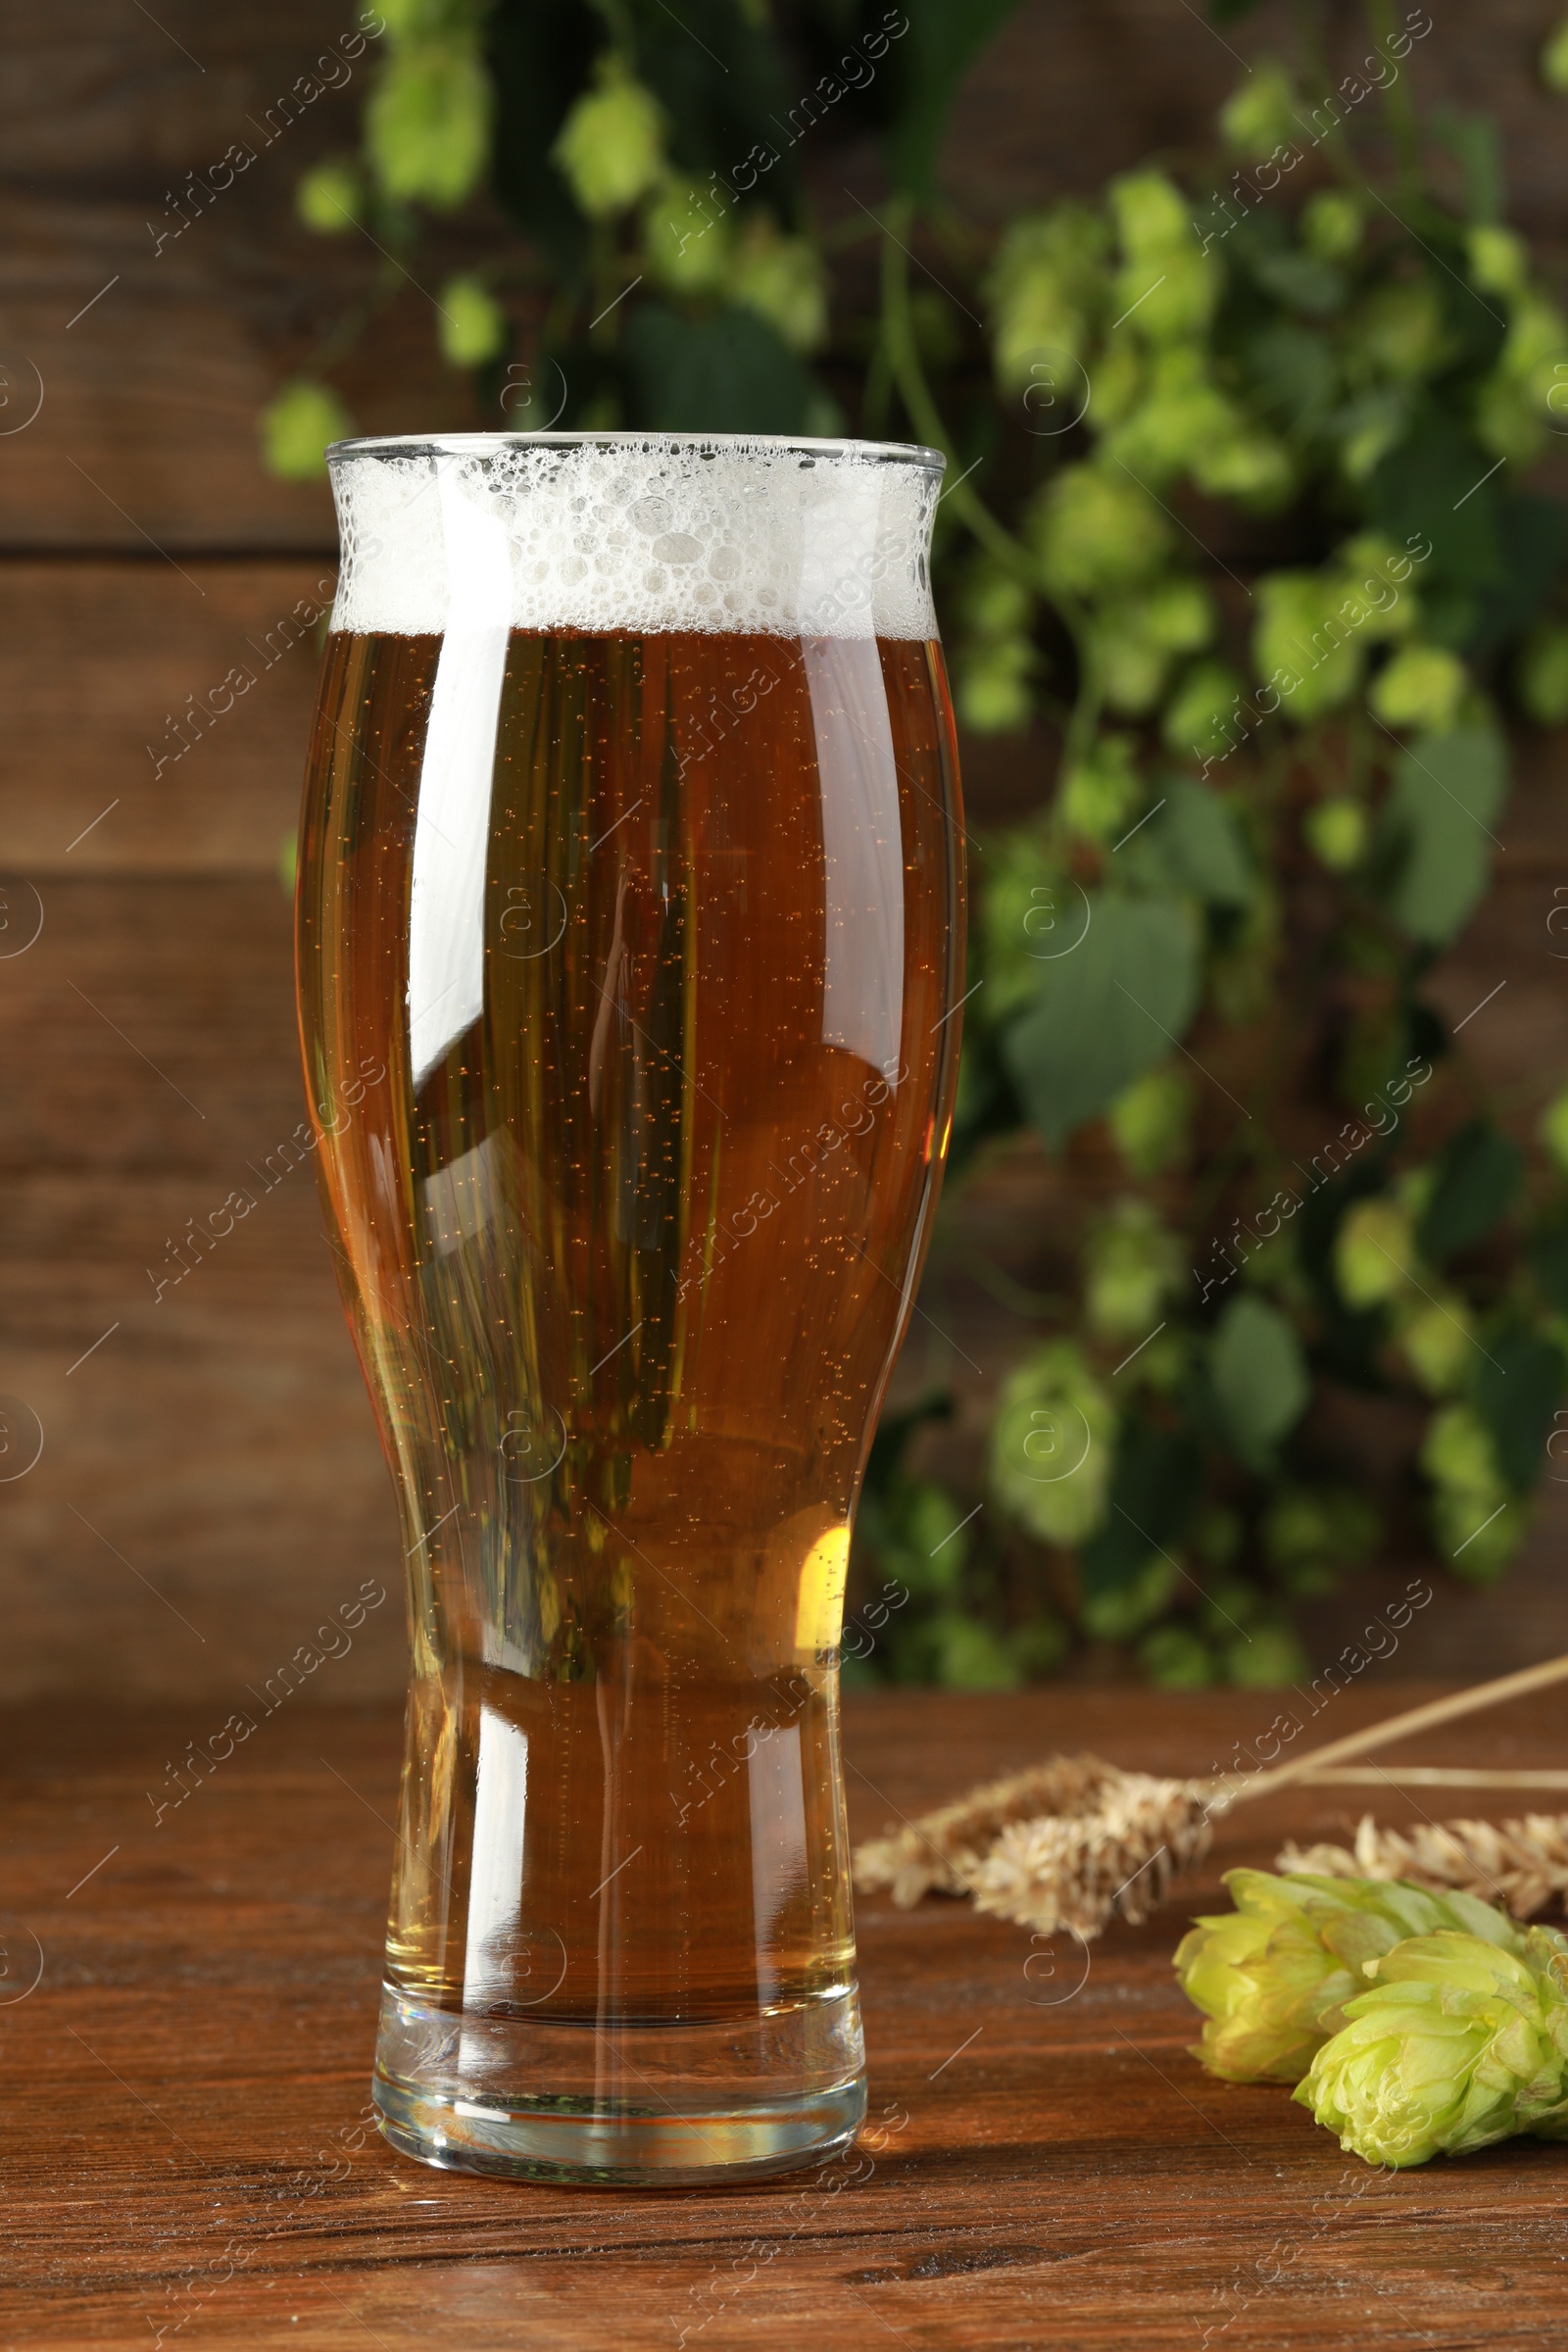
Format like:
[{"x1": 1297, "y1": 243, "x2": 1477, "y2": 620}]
[
  {"x1": 1517, "y1": 623, "x2": 1568, "y2": 726},
  {"x1": 1175, "y1": 1870, "x2": 1526, "y2": 2086},
  {"x1": 729, "y1": 220, "x2": 829, "y2": 353},
  {"x1": 1303, "y1": 797, "x2": 1366, "y2": 872},
  {"x1": 366, "y1": 40, "x2": 491, "y2": 211},
  {"x1": 437, "y1": 275, "x2": 506, "y2": 368},
  {"x1": 296, "y1": 161, "x2": 362, "y2": 235},
  {"x1": 1368, "y1": 642, "x2": 1468, "y2": 733},
  {"x1": 260, "y1": 379, "x2": 353, "y2": 481},
  {"x1": 1543, "y1": 13, "x2": 1568, "y2": 94},
  {"x1": 1297, "y1": 1926, "x2": 1568, "y2": 2167},
  {"x1": 1301, "y1": 191, "x2": 1363, "y2": 263},
  {"x1": 553, "y1": 62, "x2": 665, "y2": 219},
  {"x1": 1083, "y1": 1198, "x2": 1182, "y2": 1340}
]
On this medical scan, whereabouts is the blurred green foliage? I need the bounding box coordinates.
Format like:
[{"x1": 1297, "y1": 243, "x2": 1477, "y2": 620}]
[{"x1": 273, "y1": 0, "x2": 1568, "y2": 1687}]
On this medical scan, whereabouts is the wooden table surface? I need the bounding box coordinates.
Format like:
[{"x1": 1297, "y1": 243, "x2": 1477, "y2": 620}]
[{"x1": 5, "y1": 1685, "x2": 1567, "y2": 2349}]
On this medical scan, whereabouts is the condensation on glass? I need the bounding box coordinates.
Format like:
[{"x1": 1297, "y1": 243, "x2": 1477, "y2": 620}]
[{"x1": 296, "y1": 432, "x2": 965, "y2": 2182}]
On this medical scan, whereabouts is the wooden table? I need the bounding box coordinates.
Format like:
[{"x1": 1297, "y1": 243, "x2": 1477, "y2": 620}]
[{"x1": 6, "y1": 1686, "x2": 1567, "y2": 2348}]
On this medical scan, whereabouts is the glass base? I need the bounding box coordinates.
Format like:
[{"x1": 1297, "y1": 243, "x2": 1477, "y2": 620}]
[{"x1": 372, "y1": 1984, "x2": 867, "y2": 2184}]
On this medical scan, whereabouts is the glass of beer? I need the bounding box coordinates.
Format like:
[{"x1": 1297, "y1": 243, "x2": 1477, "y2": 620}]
[{"x1": 296, "y1": 432, "x2": 964, "y2": 2182}]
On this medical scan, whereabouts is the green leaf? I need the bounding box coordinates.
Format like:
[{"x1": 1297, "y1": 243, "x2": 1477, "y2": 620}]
[
  {"x1": 1208, "y1": 1296, "x2": 1309, "y2": 1474},
  {"x1": 1077, "y1": 1416, "x2": 1200, "y2": 1599},
  {"x1": 998, "y1": 893, "x2": 1200, "y2": 1149},
  {"x1": 1471, "y1": 1323, "x2": 1567, "y2": 1490},
  {"x1": 883, "y1": 0, "x2": 1030, "y2": 197},
  {"x1": 1369, "y1": 415, "x2": 1502, "y2": 593},
  {"x1": 1149, "y1": 780, "x2": 1254, "y2": 909},
  {"x1": 1466, "y1": 494, "x2": 1568, "y2": 658},
  {"x1": 621, "y1": 301, "x2": 816, "y2": 432},
  {"x1": 1379, "y1": 727, "x2": 1507, "y2": 947},
  {"x1": 1418, "y1": 1120, "x2": 1523, "y2": 1261}
]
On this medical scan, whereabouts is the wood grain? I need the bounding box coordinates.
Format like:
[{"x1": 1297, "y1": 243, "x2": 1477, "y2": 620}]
[
  {"x1": 4, "y1": 1687, "x2": 1568, "y2": 2347},
  {"x1": 0, "y1": 562, "x2": 333, "y2": 873}
]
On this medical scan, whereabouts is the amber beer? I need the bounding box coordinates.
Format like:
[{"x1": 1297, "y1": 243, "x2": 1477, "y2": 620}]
[{"x1": 296, "y1": 433, "x2": 963, "y2": 2181}]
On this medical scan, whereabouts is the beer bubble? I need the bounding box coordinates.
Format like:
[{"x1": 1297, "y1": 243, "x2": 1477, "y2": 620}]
[
  {"x1": 499, "y1": 1404, "x2": 567, "y2": 1485},
  {"x1": 1021, "y1": 1928, "x2": 1091, "y2": 2006},
  {"x1": 0, "y1": 351, "x2": 44, "y2": 437},
  {"x1": 0, "y1": 1396, "x2": 44, "y2": 1483},
  {"x1": 0, "y1": 1923, "x2": 43, "y2": 2006},
  {"x1": 0, "y1": 881, "x2": 43, "y2": 958}
]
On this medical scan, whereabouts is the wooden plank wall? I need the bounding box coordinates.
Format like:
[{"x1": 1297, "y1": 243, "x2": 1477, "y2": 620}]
[{"x1": 3, "y1": 0, "x2": 1567, "y2": 1704}]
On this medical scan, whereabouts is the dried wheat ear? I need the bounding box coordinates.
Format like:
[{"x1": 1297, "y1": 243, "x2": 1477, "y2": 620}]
[
  {"x1": 851, "y1": 1754, "x2": 1215, "y2": 1938},
  {"x1": 1279, "y1": 1813, "x2": 1568, "y2": 1922},
  {"x1": 852, "y1": 1650, "x2": 1568, "y2": 1940}
]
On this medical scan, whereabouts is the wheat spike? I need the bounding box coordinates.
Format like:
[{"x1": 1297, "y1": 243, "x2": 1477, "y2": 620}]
[
  {"x1": 852, "y1": 1650, "x2": 1568, "y2": 1943},
  {"x1": 1278, "y1": 1812, "x2": 1568, "y2": 1922},
  {"x1": 854, "y1": 1751, "x2": 1213, "y2": 1937}
]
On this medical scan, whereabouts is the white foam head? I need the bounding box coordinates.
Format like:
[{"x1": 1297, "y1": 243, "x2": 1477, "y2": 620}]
[{"x1": 327, "y1": 434, "x2": 942, "y2": 641}]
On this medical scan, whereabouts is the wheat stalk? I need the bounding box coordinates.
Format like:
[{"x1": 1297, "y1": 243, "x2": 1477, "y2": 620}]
[{"x1": 852, "y1": 1648, "x2": 1568, "y2": 1939}]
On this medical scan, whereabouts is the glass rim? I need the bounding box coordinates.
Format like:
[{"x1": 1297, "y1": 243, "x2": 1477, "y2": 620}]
[{"x1": 325, "y1": 430, "x2": 946, "y2": 475}]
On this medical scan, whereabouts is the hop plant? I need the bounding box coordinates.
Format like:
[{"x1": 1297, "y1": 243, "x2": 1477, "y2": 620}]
[
  {"x1": 990, "y1": 1341, "x2": 1115, "y2": 1545},
  {"x1": 1253, "y1": 571, "x2": 1365, "y2": 721},
  {"x1": 1369, "y1": 642, "x2": 1468, "y2": 732},
  {"x1": 260, "y1": 379, "x2": 353, "y2": 481},
  {"x1": 728, "y1": 219, "x2": 829, "y2": 354},
  {"x1": 1083, "y1": 1199, "x2": 1182, "y2": 1340},
  {"x1": 985, "y1": 202, "x2": 1108, "y2": 388},
  {"x1": 1218, "y1": 63, "x2": 1299, "y2": 160},
  {"x1": 552, "y1": 61, "x2": 665, "y2": 219},
  {"x1": 1303, "y1": 796, "x2": 1367, "y2": 871},
  {"x1": 1176, "y1": 1870, "x2": 1528, "y2": 2087},
  {"x1": 437, "y1": 274, "x2": 506, "y2": 368},
  {"x1": 1517, "y1": 623, "x2": 1568, "y2": 725},
  {"x1": 1030, "y1": 465, "x2": 1172, "y2": 599},
  {"x1": 1108, "y1": 1066, "x2": 1193, "y2": 1178},
  {"x1": 1420, "y1": 1402, "x2": 1518, "y2": 1579},
  {"x1": 1545, "y1": 13, "x2": 1568, "y2": 94},
  {"x1": 1301, "y1": 190, "x2": 1363, "y2": 263},
  {"x1": 1335, "y1": 1197, "x2": 1419, "y2": 1309},
  {"x1": 366, "y1": 40, "x2": 491, "y2": 210},
  {"x1": 1058, "y1": 732, "x2": 1142, "y2": 843},
  {"x1": 1298, "y1": 1926, "x2": 1568, "y2": 2166},
  {"x1": 296, "y1": 161, "x2": 363, "y2": 234},
  {"x1": 1541, "y1": 1088, "x2": 1568, "y2": 1174},
  {"x1": 642, "y1": 181, "x2": 732, "y2": 294}
]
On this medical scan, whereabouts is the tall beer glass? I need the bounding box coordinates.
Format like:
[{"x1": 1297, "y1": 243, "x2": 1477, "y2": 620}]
[{"x1": 296, "y1": 433, "x2": 964, "y2": 2182}]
